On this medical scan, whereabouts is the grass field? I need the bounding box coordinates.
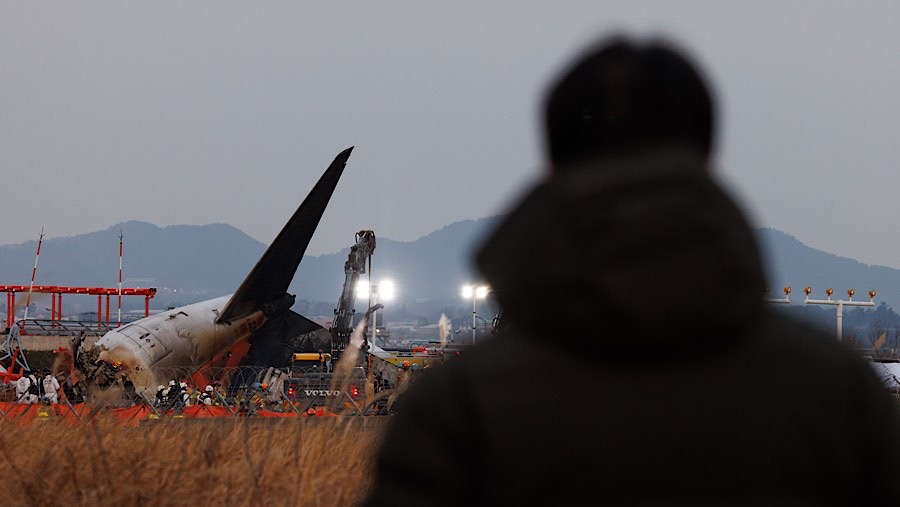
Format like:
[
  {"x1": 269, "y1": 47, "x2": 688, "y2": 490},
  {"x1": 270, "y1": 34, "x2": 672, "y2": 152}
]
[{"x1": 0, "y1": 416, "x2": 387, "y2": 506}]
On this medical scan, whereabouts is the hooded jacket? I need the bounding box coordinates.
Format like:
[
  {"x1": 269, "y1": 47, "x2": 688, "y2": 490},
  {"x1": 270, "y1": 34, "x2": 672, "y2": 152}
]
[{"x1": 365, "y1": 150, "x2": 900, "y2": 506}]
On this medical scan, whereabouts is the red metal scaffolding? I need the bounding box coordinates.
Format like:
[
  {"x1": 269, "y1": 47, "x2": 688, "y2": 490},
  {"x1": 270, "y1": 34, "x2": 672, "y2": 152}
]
[{"x1": 2, "y1": 285, "x2": 157, "y2": 329}]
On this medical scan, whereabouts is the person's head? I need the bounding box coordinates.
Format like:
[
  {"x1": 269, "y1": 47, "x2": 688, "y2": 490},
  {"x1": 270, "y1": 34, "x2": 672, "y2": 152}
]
[{"x1": 543, "y1": 36, "x2": 715, "y2": 169}]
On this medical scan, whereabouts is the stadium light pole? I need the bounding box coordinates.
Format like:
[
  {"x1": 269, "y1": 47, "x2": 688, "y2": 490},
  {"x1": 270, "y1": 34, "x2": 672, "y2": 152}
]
[
  {"x1": 357, "y1": 279, "x2": 395, "y2": 348},
  {"x1": 462, "y1": 284, "x2": 489, "y2": 344},
  {"x1": 804, "y1": 287, "x2": 876, "y2": 342}
]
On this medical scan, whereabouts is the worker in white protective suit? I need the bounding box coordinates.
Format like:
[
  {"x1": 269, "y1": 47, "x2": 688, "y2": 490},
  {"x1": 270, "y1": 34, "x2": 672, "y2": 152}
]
[
  {"x1": 177, "y1": 381, "x2": 190, "y2": 407},
  {"x1": 15, "y1": 371, "x2": 40, "y2": 404},
  {"x1": 41, "y1": 368, "x2": 60, "y2": 404},
  {"x1": 199, "y1": 385, "x2": 214, "y2": 405}
]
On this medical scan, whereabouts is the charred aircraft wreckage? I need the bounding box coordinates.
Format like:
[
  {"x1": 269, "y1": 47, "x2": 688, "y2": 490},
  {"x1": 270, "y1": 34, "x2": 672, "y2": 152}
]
[{"x1": 73, "y1": 148, "x2": 357, "y2": 394}]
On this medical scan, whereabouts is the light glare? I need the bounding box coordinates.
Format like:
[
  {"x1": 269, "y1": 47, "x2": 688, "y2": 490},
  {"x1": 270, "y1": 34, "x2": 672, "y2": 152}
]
[
  {"x1": 462, "y1": 284, "x2": 489, "y2": 299},
  {"x1": 356, "y1": 280, "x2": 370, "y2": 299},
  {"x1": 380, "y1": 279, "x2": 395, "y2": 301}
]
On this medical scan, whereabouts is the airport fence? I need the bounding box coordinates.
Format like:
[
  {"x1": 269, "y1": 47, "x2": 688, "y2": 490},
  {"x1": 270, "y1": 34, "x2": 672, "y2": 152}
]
[{"x1": 0, "y1": 363, "x2": 413, "y2": 426}]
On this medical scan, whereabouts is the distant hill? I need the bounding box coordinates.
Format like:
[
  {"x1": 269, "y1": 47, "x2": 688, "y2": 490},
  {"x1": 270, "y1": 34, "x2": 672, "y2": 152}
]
[
  {"x1": 757, "y1": 228, "x2": 900, "y2": 309},
  {"x1": 0, "y1": 221, "x2": 264, "y2": 313},
  {"x1": 1, "y1": 220, "x2": 898, "y2": 320},
  {"x1": 0, "y1": 218, "x2": 502, "y2": 319}
]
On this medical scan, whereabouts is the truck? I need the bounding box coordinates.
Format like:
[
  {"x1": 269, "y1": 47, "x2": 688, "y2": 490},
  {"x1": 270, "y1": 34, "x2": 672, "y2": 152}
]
[{"x1": 281, "y1": 353, "x2": 366, "y2": 409}]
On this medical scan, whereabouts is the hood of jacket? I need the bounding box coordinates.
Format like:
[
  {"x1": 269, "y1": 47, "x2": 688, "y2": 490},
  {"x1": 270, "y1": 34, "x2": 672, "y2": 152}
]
[{"x1": 475, "y1": 148, "x2": 766, "y2": 354}]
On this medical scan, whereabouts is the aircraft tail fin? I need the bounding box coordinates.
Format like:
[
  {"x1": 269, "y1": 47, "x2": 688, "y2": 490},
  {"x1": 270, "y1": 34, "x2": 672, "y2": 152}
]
[{"x1": 216, "y1": 147, "x2": 353, "y2": 323}]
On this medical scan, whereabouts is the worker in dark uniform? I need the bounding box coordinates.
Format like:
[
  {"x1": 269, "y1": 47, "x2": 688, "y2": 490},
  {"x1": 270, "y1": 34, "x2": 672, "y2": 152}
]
[{"x1": 154, "y1": 385, "x2": 165, "y2": 407}]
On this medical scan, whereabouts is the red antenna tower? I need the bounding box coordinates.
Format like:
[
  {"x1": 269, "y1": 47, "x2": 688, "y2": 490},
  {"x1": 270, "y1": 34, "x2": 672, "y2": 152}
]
[
  {"x1": 21, "y1": 228, "x2": 44, "y2": 328},
  {"x1": 1, "y1": 228, "x2": 43, "y2": 376},
  {"x1": 118, "y1": 229, "x2": 124, "y2": 326}
]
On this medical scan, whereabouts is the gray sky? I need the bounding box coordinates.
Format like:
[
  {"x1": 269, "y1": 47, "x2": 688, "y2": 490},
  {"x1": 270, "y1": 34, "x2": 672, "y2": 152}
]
[{"x1": 3, "y1": 2, "x2": 900, "y2": 268}]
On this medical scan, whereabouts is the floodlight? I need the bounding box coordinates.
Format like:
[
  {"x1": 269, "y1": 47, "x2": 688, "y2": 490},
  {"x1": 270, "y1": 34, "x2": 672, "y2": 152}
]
[
  {"x1": 356, "y1": 280, "x2": 370, "y2": 299},
  {"x1": 380, "y1": 280, "x2": 395, "y2": 301}
]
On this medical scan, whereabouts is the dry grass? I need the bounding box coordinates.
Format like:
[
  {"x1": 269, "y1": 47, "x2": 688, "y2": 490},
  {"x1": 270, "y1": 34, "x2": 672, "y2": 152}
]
[
  {"x1": 1, "y1": 326, "x2": 393, "y2": 505},
  {"x1": 0, "y1": 416, "x2": 387, "y2": 506}
]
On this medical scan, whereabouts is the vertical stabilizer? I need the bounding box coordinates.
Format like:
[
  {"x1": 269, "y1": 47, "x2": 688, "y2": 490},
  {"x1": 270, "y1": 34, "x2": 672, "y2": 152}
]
[{"x1": 216, "y1": 147, "x2": 353, "y2": 323}]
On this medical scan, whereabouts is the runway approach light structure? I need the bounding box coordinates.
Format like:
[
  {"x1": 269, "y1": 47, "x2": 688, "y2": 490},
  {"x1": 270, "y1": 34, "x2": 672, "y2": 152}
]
[
  {"x1": 804, "y1": 286, "x2": 876, "y2": 342},
  {"x1": 764, "y1": 286, "x2": 792, "y2": 304}
]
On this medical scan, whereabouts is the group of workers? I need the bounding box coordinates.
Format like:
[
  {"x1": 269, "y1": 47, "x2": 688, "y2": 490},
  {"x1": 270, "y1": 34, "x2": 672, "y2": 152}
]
[
  {"x1": 150, "y1": 380, "x2": 285, "y2": 412},
  {"x1": 153, "y1": 380, "x2": 220, "y2": 408},
  {"x1": 13, "y1": 368, "x2": 61, "y2": 404},
  {"x1": 8, "y1": 363, "x2": 423, "y2": 415}
]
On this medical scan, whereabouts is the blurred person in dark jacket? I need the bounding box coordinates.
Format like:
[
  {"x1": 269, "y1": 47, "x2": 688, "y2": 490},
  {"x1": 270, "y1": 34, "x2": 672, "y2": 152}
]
[{"x1": 364, "y1": 36, "x2": 900, "y2": 506}]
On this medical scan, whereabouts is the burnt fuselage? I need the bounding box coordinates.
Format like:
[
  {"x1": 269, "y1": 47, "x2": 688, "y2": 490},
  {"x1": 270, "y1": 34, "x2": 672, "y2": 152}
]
[{"x1": 95, "y1": 295, "x2": 266, "y2": 391}]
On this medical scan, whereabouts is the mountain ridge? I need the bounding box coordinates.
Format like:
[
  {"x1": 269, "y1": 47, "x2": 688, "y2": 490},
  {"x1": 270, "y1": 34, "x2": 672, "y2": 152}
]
[{"x1": 1, "y1": 219, "x2": 898, "y2": 319}]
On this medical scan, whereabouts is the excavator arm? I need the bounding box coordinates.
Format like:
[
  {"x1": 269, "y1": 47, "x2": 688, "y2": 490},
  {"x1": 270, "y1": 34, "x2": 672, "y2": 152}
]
[{"x1": 331, "y1": 230, "x2": 376, "y2": 357}]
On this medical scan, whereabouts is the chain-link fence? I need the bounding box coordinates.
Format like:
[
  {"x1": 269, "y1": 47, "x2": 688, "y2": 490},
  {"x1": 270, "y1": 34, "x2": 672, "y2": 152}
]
[{"x1": 0, "y1": 362, "x2": 429, "y2": 425}]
